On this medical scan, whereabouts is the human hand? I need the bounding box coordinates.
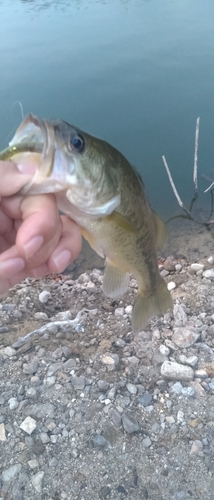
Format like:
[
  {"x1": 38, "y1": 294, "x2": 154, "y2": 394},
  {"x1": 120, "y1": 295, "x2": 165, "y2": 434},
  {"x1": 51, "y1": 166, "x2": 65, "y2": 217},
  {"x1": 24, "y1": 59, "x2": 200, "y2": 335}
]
[{"x1": 0, "y1": 160, "x2": 82, "y2": 294}]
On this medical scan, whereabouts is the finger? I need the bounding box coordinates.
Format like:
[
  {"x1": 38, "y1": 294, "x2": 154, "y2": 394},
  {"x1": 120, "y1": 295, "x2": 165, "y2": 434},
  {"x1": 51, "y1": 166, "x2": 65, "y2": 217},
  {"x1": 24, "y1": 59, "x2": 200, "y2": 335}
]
[
  {"x1": 16, "y1": 194, "x2": 62, "y2": 267},
  {"x1": 47, "y1": 216, "x2": 82, "y2": 273},
  {"x1": 0, "y1": 161, "x2": 35, "y2": 196}
]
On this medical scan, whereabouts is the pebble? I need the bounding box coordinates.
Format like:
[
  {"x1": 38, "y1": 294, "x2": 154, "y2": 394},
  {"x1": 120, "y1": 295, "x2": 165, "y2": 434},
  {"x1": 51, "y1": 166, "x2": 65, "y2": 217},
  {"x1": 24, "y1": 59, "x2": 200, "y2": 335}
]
[
  {"x1": 138, "y1": 392, "x2": 153, "y2": 406},
  {"x1": 172, "y1": 327, "x2": 199, "y2": 348},
  {"x1": 93, "y1": 435, "x2": 108, "y2": 447},
  {"x1": 122, "y1": 411, "x2": 140, "y2": 433},
  {"x1": 71, "y1": 375, "x2": 86, "y2": 390},
  {"x1": 0, "y1": 423, "x2": 6, "y2": 441},
  {"x1": 28, "y1": 460, "x2": 39, "y2": 469},
  {"x1": 102, "y1": 353, "x2": 119, "y2": 367},
  {"x1": 39, "y1": 290, "x2": 51, "y2": 303},
  {"x1": 190, "y1": 263, "x2": 205, "y2": 272},
  {"x1": 126, "y1": 383, "x2": 137, "y2": 395},
  {"x1": 173, "y1": 304, "x2": 187, "y2": 326},
  {"x1": 97, "y1": 380, "x2": 110, "y2": 392},
  {"x1": 142, "y1": 437, "x2": 152, "y2": 447},
  {"x1": 47, "y1": 362, "x2": 62, "y2": 377},
  {"x1": 20, "y1": 416, "x2": 37, "y2": 434},
  {"x1": 159, "y1": 345, "x2": 170, "y2": 356},
  {"x1": 195, "y1": 369, "x2": 208, "y2": 379},
  {"x1": 109, "y1": 408, "x2": 122, "y2": 427},
  {"x1": 207, "y1": 256, "x2": 214, "y2": 264},
  {"x1": 2, "y1": 464, "x2": 22, "y2": 482},
  {"x1": 31, "y1": 471, "x2": 45, "y2": 493},
  {"x1": 34, "y1": 311, "x2": 48, "y2": 321},
  {"x1": 161, "y1": 361, "x2": 194, "y2": 381},
  {"x1": 23, "y1": 360, "x2": 38, "y2": 375},
  {"x1": 190, "y1": 440, "x2": 203, "y2": 455},
  {"x1": 203, "y1": 269, "x2": 214, "y2": 279},
  {"x1": 208, "y1": 379, "x2": 214, "y2": 390},
  {"x1": 181, "y1": 386, "x2": 195, "y2": 396},
  {"x1": 115, "y1": 307, "x2": 125, "y2": 316},
  {"x1": 170, "y1": 382, "x2": 183, "y2": 394},
  {"x1": 184, "y1": 355, "x2": 198, "y2": 368},
  {"x1": 167, "y1": 281, "x2": 176, "y2": 291},
  {"x1": 3, "y1": 346, "x2": 16, "y2": 357},
  {"x1": 8, "y1": 397, "x2": 19, "y2": 410}
]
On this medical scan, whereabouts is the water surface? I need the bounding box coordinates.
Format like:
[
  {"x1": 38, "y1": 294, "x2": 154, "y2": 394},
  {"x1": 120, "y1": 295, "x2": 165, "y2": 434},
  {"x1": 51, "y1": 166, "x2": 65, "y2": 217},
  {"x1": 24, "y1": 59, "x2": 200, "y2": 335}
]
[{"x1": 1, "y1": 0, "x2": 214, "y2": 263}]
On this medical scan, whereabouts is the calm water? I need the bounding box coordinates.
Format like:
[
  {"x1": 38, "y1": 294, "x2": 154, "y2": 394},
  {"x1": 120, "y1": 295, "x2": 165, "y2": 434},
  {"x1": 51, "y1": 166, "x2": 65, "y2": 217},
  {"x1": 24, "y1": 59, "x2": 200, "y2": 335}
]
[{"x1": 1, "y1": 0, "x2": 214, "y2": 229}]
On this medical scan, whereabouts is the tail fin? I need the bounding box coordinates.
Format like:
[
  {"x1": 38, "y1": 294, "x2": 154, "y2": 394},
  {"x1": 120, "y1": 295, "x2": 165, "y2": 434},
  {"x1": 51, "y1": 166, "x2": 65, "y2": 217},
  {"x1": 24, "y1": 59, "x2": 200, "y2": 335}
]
[{"x1": 132, "y1": 278, "x2": 173, "y2": 333}]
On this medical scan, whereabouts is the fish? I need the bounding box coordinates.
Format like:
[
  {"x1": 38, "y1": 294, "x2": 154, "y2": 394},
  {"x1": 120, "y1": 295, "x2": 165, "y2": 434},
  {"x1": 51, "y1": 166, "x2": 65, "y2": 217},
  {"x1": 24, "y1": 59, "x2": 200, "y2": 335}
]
[{"x1": 0, "y1": 113, "x2": 173, "y2": 332}]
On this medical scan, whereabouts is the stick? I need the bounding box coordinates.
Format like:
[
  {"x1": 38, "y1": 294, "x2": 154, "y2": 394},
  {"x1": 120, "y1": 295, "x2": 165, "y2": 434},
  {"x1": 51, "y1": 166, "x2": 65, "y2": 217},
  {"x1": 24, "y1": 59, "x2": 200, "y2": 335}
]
[
  {"x1": 162, "y1": 155, "x2": 184, "y2": 209},
  {"x1": 193, "y1": 117, "x2": 200, "y2": 197}
]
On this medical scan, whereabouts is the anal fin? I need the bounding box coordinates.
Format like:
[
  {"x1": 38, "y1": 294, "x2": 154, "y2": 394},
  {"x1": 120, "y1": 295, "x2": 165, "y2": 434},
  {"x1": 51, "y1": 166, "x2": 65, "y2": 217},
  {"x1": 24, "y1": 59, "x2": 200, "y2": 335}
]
[{"x1": 102, "y1": 259, "x2": 129, "y2": 299}]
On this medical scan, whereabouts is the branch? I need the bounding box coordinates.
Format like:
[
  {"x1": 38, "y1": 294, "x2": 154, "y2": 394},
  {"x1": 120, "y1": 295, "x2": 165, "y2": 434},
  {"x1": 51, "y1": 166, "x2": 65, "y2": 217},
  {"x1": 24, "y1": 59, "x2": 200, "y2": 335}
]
[
  {"x1": 193, "y1": 117, "x2": 200, "y2": 197},
  {"x1": 162, "y1": 155, "x2": 185, "y2": 209}
]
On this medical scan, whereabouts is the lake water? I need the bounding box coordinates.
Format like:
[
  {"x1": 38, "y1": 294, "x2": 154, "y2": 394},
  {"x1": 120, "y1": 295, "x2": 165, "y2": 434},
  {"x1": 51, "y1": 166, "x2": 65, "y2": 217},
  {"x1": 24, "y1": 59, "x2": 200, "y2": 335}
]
[{"x1": 1, "y1": 0, "x2": 214, "y2": 266}]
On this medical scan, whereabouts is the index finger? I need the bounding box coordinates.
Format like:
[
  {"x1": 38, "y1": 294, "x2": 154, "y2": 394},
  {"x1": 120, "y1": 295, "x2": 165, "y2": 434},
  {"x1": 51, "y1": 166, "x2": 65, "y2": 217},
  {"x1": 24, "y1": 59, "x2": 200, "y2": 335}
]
[{"x1": 0, "y1": 160, "x2": 35, "y2": 196}]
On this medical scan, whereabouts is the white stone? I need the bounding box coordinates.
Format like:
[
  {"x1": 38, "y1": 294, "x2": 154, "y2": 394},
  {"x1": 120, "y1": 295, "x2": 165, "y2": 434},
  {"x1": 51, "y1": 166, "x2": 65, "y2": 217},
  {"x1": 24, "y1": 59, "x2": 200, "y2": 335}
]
[
  {"x1": 8, "y1": 397, "x2": 19, "y2": 410},
  {"x1": 0, "y1": 423, "x2": 7, "y2": 441},
  {"x1": 115, "y1": 307, "x2": 125, "y2": 317},
  {"x1": 39, "y1": 290, "x2": 51, "y2": 304},
  {"x1": 166, "y1": 416, "x2": 175, "y2": 424},
  {"x1": 167, "y1": 281, "x2": 176, "y2": 291},
  {"x1": 185, "y1": 356, "x2": 198, "y2": 367},
  {"x1": 102, "y1": 353, "x2": 119, "y2": 366},
  {"x1": 3, "y1": 346, "x2": 16, "y2": 357},
  {"x1": 207, "y1": 256, "x2": 214, "y2": 265},
  {"x1": 34, "y1": 312, "x2": 48, "y2": 321},
  {"x1": 203, "y1": 269, "x2": 214, "y2": 279},
  {"x1": 175, "y1": 264, "x2": 182, "y2": 272},
  {"x1": 191, "y1": 263, "x2": 205, "y2": 272},
  {"x1": 172, "y1": 327, "x2": 199, "y2": 348},
  {"x1": 125, "y1": 305, "x2": 132, "y2": 314},
  {"x1": 32, "y1": 471, "x2": 44, "y2": 493},
  {"x1": 28, "y1": 460, "x2": 39, "y2": 469},
  {"x1": 159, "y1": 345, "x2": 170, "y2": 356},
  {"x1": 161, "y1": 361, "x2": 194, "y2": 381},
  {"x1": 177, "y1": 410, "x2": 184, "y2": 423},
  {"x1": 20, "y1": 416, "x2": 37, "y2": 435}
]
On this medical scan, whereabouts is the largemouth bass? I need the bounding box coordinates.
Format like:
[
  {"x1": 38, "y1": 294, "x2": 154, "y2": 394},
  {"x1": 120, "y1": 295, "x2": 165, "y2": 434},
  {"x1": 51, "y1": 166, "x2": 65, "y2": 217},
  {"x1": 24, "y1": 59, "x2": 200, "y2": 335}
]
[{"x1": 0, "y1": 114, "x2": 173, "y2": 332}]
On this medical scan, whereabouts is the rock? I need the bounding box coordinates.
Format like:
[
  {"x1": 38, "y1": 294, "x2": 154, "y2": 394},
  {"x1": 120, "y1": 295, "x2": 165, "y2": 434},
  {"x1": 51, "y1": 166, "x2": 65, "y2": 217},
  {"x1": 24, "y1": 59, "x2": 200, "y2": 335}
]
[
  {"x1": 47, "y1": 362, "x2": 63, "y2": 376},
  {"x1": 24, "y1": 402, "x2": 55, "y2": 419},
  {"x1": 93, "y1": 435, "x2": 108, "y2": 447},
  {"x1": 99, "y1": 486, "x2": 111, "y2": 499},
  {"x1": 3, "y1": 346, "x2": 16, "y2": 357},
  {"x1": 159, "y1": 345, "x2": 170, "y2": 356},
  {"x1": 102, "y1": 353, "x2": 119, "y2": 367},
  {"x1": 109, "y1": 408, "x2": 122, "y2": 427},
  {"x1": 203, "y1": 269, "x2": 214, "y2": 279},
  {"x1": 173, "y1": 304, "x2": 187, "y2": 326},
  {"x1": 71, "y1": 375, "x2": 86, "y2": 390},
  {"x1": 170, "y1": 382, "x2": 183, "y2": 394},
  {"x1": 97, "y1": 380, "x2": 110, "y2": 392},
  {"x1": 126, "y1": 383, "x2": 137, "y2": 395},
  {"x1": 0, "y1": 422, "x2": 6, "y2": 441},
  {"x1": 31, "y1": 471, "x2": 44, "y2": 493},
  {"x1": 23, "y1": 360, "x2": 38, "y2": 375},
  {"x1": 172, "y1": 327, "x2": 199, "y2": 348},
  {"x1": 39, "y1": 290, "x2": 51, "y2": 303},
  {"x1": 207, "y1": 256, "x2": 214, "y2": 264},
  {"x1": 161, "y1": 361, "x2": 194, "y2": 382},
  {"x1": 8, "y1": 397, "x2": 19, "y2": 410},
  {"x1": 185, "y1": 356, "x2": 198, "y2": 367},
  {"x1": 28, "y1": 459, "x2": 39, "y2": 469},
  {"x1": 115, "y1": 307, "x2": 124, "y2": 316},
  {"x1": 167, "y1": 281, "x2": 176, "y2": 291},
  {"x1": 34, "y1": 311, "x2": 48, "y2": 321},
  {"x1": 195, "y1": 369, "x2": 208, "y2": 379},
  {"x1": 107, "y1": 386, "x2": 117, "y2": 400},
  {"x1": 20, "y1": 416, "x2": 37, "y2": 435},
  {"x1": 191, "y1": 263, "x2": 205, "y2": 272},
  {"x1": 175, "y1": 263, "x2": 182, "y2": 272},
  {"x1": 138, "y1": 392, "x2": 153, "y2": 406},
  {"x1": 177, "y1": 410, "x2": 184, "y2": 423},
  {"x1": 190, "y1": 440, "x2": 203, "y2": 455},
  {"x1": 181, "y1": 386, "x2": 195, "y2": 396},
  {"x1": 142, "y1": 437, "x2": 152, "y2": 447},
  {"x1": 122, "y1": 411, "x2": 140, "y2": 433},
  {"x1": 2, "y1": 463, "x2": 22, "y2": 482}
]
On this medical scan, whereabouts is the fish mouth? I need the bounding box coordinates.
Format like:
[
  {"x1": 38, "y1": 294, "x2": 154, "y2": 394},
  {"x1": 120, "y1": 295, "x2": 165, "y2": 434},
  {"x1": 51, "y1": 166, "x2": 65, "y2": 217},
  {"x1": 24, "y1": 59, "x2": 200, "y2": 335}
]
[{"x1": 9, "y1": 114, "x2": 67, "y2": 195}]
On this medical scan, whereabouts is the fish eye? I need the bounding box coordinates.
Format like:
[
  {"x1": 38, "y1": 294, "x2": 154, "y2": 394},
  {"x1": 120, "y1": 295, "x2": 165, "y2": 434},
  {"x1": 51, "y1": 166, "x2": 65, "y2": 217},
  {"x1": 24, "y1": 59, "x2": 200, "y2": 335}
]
[{"x1": 69, "y1": 133, "x2": 85, "y2": 153}]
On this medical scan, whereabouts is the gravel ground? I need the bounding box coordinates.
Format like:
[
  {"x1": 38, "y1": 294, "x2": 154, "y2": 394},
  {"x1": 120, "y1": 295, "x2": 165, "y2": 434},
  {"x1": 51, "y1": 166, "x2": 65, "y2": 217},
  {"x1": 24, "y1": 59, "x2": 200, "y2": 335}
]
[{"x1": 1, "y1": 224, "x2": 214, "y2": 500}]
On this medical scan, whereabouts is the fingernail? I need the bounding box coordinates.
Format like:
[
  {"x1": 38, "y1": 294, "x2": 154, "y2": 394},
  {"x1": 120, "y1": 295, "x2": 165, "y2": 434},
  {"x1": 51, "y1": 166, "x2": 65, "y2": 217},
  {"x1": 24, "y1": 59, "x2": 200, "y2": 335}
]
[
  {"x1": 0, "y1": 257, "x2": 25, "y2": 278},
  {"x1": 17, "y1": 163, "x2": 37, "y2": 174},
  {"x1": 23, "y1": 235, "x2": 44, "y2": 259},
  {"x1": 52, "y1": 250, "x2": 72, "y2": 272}
]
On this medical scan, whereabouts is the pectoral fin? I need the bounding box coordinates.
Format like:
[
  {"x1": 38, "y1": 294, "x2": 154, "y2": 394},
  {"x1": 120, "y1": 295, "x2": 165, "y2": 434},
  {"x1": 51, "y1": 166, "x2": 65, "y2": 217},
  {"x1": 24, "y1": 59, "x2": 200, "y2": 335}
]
[
  {"x1": 105, "y1": 211, "x2": 138, "y2": 235},
  {"x1": 102, "y1": 259, "x2": 129, "y2": 298},
  {"x1": 152, "y1": 211, "x2": 168, "y2": 250}
]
